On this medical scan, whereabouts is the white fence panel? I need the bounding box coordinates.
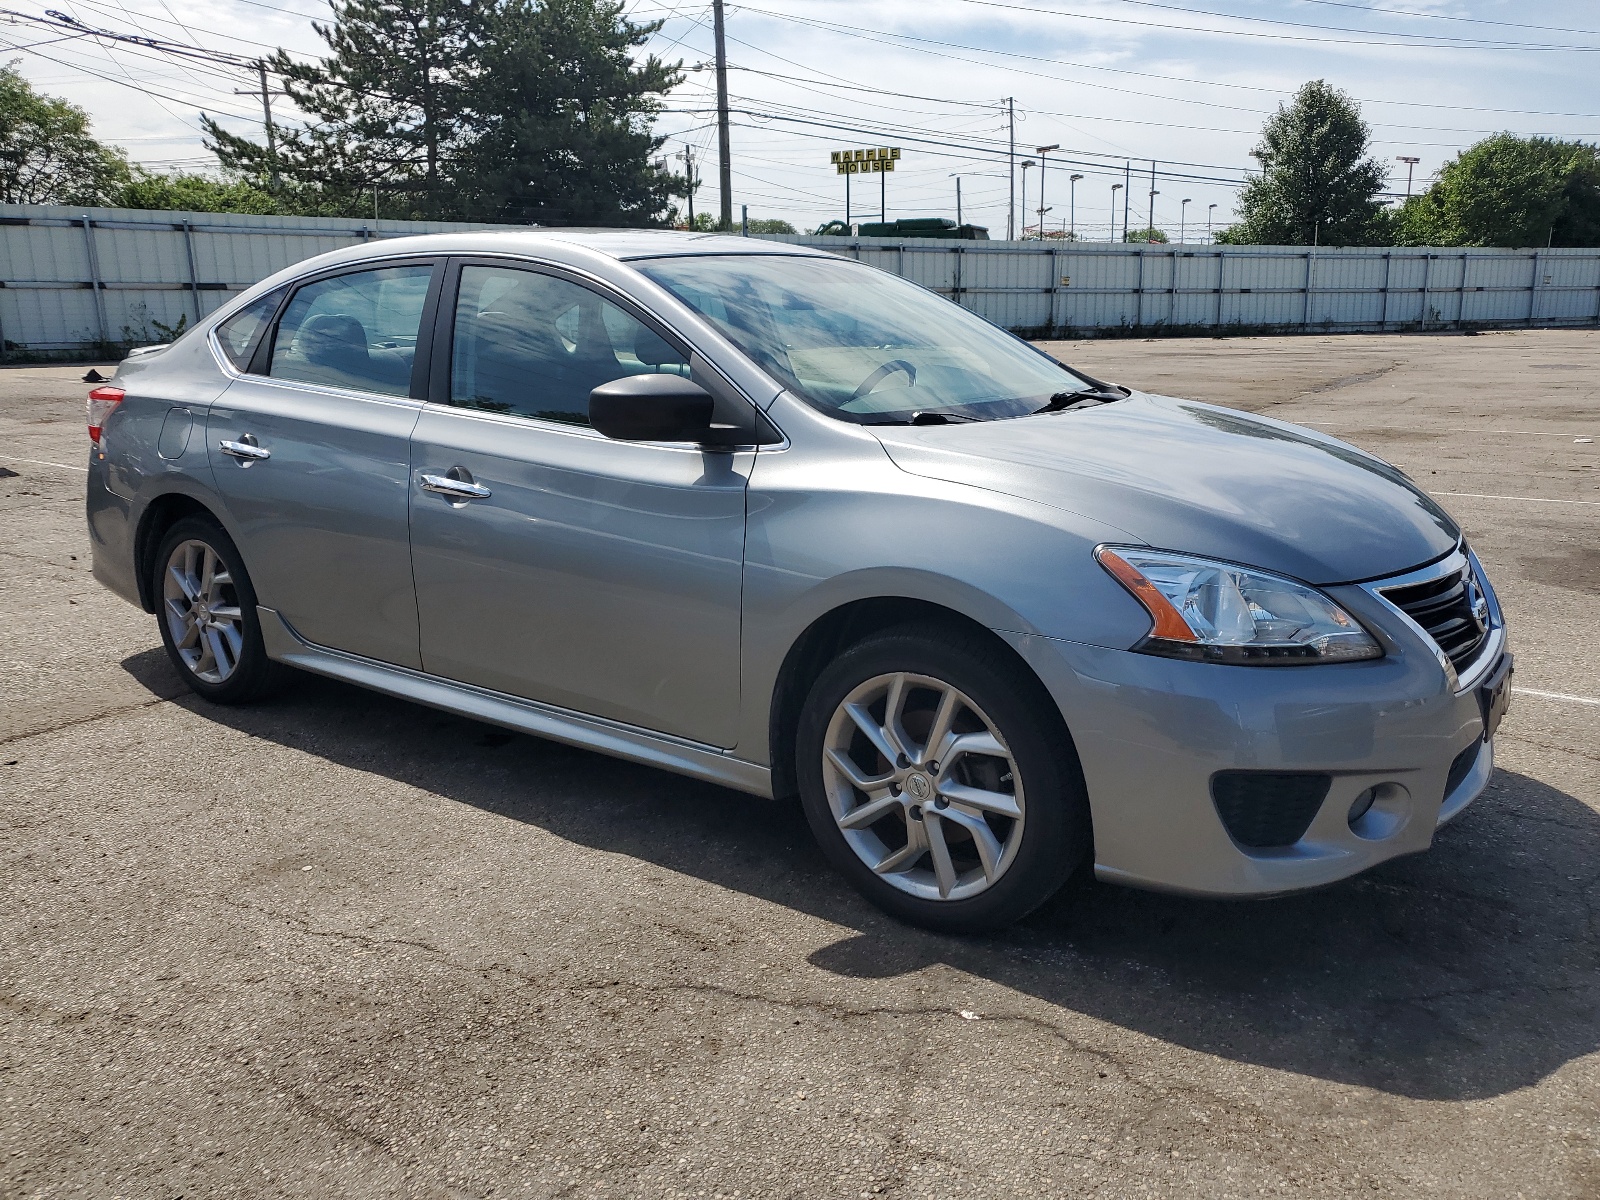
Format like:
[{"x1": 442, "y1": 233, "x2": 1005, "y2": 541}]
[{"x1": 3, "y1": 205, "x2": 1598, "y2": 353}]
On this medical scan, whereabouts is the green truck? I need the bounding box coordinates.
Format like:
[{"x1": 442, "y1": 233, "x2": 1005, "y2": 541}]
[{"x1": 814, "y1": 217, "x2": 989, "y2": 240}]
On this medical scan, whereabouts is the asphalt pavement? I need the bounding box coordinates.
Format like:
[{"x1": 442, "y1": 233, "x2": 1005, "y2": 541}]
[{"x1": 2, "y1": 329, "x2": 1597, "y2": 1198}]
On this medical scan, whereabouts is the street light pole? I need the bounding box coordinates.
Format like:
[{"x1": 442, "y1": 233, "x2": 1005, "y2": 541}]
[
  {"x1": 1180, "y1": 198, "x2": 1191, "y2": 244},
  {"x1": 1207, "y1": 203, "x2": 1217, "y2": 242},
  {"x1": 1110, "y1": 182, "x2": 1123, "y2": 242},
  {"x1": 1068, "y1": 173, "x2": 1082, "y2": 240},
  {"x1": 1035, "y1": 144, "x2": 1059, "y2": 241},
  {"x1": 1396, "y1": 155, "x2": 1421, "y2": 197}
]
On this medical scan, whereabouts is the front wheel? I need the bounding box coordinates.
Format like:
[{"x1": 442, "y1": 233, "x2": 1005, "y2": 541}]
[
  {"x1": 153, "y1": 515, "x2": 286, "y2": 704},
  {"x1": 795, "y1": 625, "x2": 1090, "y2": 933}
]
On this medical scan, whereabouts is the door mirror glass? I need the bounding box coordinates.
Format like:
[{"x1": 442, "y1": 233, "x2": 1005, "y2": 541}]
[{"x1": 590, "y1": 375, "x2": 715, "y2": 442}]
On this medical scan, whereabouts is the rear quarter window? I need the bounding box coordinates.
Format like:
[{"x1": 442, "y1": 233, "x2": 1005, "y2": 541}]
[{"x1": 213, "y1": 288, "x2": 285, "y2": 371}]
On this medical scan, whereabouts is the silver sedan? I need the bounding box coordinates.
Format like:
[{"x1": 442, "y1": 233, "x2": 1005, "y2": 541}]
[{"x1": 86, "y1": 232, "x2": 1511, "y2": 931}]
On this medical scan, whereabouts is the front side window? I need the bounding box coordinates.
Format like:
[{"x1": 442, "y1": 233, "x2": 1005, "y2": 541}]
[
  {"x1": 213, "y1": 287, "x2": 284, "y2": 370},
  {"x1": 637, "y1": 254, "x2": 1091, "y2": 424},
  {"x1": 269, "y1": 264, "x2": 433, "y2": 397},
  {"x1": 448, "y1": 265, "x2": 690, "y2": 426}
]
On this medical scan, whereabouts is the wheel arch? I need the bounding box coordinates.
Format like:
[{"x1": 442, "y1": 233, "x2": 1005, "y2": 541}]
[
  {"x1": 766, "y1": 596, "x2": 1081, "y2": 805},
  {"x1": 133, "y1": 493, "x2": 226, "y2": 612}
]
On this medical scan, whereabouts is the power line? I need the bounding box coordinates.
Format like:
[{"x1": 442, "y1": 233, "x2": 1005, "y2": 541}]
[
  {"x1": 943, "y1": 0, "x2": 1600, "y2": 52},
  {"x1": 726, "y1": 6, "x2": 1600, "y2": 122},
  {"x1": 1259, "y1": 0, "x2": 1600, "y2": 39}
]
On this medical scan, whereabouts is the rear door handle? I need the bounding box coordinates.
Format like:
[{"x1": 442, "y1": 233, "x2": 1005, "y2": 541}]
[
  {"x1": 419, "y1": 473, "x2": 492, "y2": 501},
  {"x1": 219, "y1": 438, "x2": 270, "y2": 461}
]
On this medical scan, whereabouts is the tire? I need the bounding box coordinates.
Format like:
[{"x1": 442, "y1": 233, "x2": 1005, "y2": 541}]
[
  {"x1": 795, "y1": 623, "x2": 1091, "y2": 934},
  {"x1": 152, "y1": 515, "x2": 287, "y2": 705}
]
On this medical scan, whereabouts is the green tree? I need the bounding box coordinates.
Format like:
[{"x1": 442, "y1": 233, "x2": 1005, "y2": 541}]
[
  {"x1": 747, "y1": 218, "x2": 796, "y2": 234},
  {"x1": 1217, "y1": 80, "x2": 1388, "y2": 246},
  {"x1": 115, "y1": 168, "x2": 278, "y2": 215},
  {"x1": 1391, "y1": 134, "x2": 1600, "y2": 248},
  {"x1": 0, "y1": 64, "x2": 129, "y2": 204},
  {"x1": 1123, "y1": 227, "x2": 1168, "y2": 243},
  {"x1": 205, "y1": 0, "x2": 493, "y2": 218},
  {"x1": 459, "y1": 0, "x2": 683, "y2": 225}
]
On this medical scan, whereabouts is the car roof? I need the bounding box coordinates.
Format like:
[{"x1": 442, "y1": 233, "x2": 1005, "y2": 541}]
[{"x1": 306, "y1": 228, "x2": 831, "y2": 268}]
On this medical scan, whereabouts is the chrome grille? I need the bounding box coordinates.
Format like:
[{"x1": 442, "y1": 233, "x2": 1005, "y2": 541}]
[{"x1": 1380, "y1": 560, "x2": 1490, "y2": 673}]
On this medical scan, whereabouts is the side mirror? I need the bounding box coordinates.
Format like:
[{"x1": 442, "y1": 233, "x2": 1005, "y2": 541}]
[{"x1": 590, "y1": 374, "x2": 716, "y2": 443}]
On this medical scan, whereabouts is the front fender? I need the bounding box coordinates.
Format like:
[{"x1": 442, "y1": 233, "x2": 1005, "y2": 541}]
[{"x1": 735, "y1": 424, "x2": 1151, "y2": 764}]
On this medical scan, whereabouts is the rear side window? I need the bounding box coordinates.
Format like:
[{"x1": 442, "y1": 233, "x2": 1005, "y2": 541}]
[
  {"x1": 269, "y1": 264, "x2": 433, "y2": 397},
  {"x1": 213, "y1": 288, "x2": 284, "y2": 370},
  {"x1": 448, "y1": 264, "x2": 689, "y2": 426}
]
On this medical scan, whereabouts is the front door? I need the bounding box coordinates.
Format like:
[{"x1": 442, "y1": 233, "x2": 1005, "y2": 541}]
[
  {"x1": 408, "y1": 262, "x2": 749, "y2": 747},
  {"x1": 206, "y1": 260, "x2": 437, "y2": 668}
]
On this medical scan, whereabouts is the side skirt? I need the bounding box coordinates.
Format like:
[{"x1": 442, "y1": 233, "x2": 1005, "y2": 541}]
[{"x1": 258, "y1": 606, "x2": 774, "y2": 799}]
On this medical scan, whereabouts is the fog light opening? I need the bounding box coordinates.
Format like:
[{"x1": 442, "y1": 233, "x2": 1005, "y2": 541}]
[{"x1": 1348, "y1": 782, "x2": 1410, "y2": 841}]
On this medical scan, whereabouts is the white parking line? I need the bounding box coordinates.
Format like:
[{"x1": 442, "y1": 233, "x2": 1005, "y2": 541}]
[
  {"x1": 1513, "y1": 687, "x2": 1600, "y2": 708},
  {"x1": 0, "y1": 456, "x2": 88, "y2": 473},
  {"x1": 1430, "y1": 491, "x2": 1600, "y2": 507},
  {"x1": 1304, "y1": 422, "x2": 1590, "y2": 438}
]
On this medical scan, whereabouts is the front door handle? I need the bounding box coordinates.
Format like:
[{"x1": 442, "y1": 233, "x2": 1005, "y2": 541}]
[
  {"x1": 219, "y1": 438, "x2": 270, "y2": 461},
  {"x1": 419, "y1": 473, "x2": 492, "y2": 501}
]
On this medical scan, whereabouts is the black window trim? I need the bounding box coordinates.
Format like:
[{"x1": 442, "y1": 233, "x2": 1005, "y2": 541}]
[
  {"x1": 246, "y1": 255, "x2": 445, "y2": 402},
  {"x1": 427, "y1": 254, "x2": 781, "y2": 445}
]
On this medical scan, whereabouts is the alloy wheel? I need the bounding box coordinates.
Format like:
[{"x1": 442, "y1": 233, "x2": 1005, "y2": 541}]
[
  {"x1": 161, "y1": 538, "x2": 245, "y2": 684},
  {"x1": 820, "y1": 671, "x2": 1026, "y2": 901}
]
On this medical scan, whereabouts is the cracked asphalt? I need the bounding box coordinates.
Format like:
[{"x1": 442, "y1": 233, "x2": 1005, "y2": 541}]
[{"x1": 3, "y1": 329, "x2": 1598, "y2": 1199}]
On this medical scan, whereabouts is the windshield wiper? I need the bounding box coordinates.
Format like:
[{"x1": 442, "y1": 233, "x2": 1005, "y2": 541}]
[
  {"x1": 909, "y1": 410, "x2": 984, "y2": 425},
  {"x1": 1032, "y1": 385, "x2": 1130, "y2": 415}
]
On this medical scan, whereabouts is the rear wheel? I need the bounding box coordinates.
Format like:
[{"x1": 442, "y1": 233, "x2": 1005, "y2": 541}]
[
  {"x1": 153, "y1": 516, "x2": 285, "y2": 704},
  {"x1": 796, "y1": 625, "x2": 1090, "y2": 933}
]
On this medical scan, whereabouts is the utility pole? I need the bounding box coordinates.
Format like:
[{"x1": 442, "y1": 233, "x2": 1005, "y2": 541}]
[
  {"x1": 1207, "y1": 203, "x2": 1217, "y2": 242},
  {"x1": 1122, "y1": 162, "x2": 1131, "y2": 243},
  {"x1": 1147, "y1": 160, "x2": 1157, "y2": 243},
  {"x1": 1069, "y1": 173, "x2": 1082, "y2": 240},
  {"x1": 951, "y1": 174, "x2": 963, "y2": 227},
  {"x1": 1110, "y1": 183, "x2": 1122, "y2": 242},
  {"x1": 679, "y1": 145, "x2": 697, "y2": 226},
  {"x1": 1396, "y1": 155, "x2": 1420, "y2": 198},
  {"x1": 1180, "y1": 198, "x2": 1190, "y2": 244},
  {"x1": 1006, "y1": 97, "x2": 1016, "y2": 240},
  {"x1": 1019, "y1": 159, "x2": 1035, "y2": 238},
  {"x1": 1035, "y1": 144, "x2": 1058, "y2": 242},
  {"x1": 712, "y1": 0, "x2": 733, "y2": 230},
  {"x1": 233, "y1": 60, "x2": 282, "y2": 194}
]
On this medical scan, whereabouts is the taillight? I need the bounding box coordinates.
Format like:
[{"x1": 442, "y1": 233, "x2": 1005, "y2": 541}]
[{"x1": 87, "y1": 385, "x2": 124, "y2": 444}]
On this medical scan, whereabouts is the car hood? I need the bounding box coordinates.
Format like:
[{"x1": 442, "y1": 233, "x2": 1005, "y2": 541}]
[{"x1": 870, "y1": 393, "x2": 1460, "y2": 585}]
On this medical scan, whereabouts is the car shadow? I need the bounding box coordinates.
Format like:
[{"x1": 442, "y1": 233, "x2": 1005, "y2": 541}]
[{"x1": 121, "y1": 647, "x2": 1600, "y2": 1103}]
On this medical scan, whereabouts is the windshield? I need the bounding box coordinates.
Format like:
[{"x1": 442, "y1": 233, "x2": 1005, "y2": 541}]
[{"x1": 635, "y1": 254, "x2": 1094, "y2": 423}]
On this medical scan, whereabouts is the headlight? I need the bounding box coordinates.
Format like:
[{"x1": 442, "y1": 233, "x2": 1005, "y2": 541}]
[{"x1": 1096, "y1": 546, "x2": 1382, "y2": 665}]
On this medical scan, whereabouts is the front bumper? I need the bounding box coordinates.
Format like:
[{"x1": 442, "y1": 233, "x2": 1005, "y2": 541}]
[{"x1": 1001, "y1": 590, "x2": 1504, "y2": 897}]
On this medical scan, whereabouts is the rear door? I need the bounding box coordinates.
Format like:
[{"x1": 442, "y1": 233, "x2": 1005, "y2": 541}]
[
  {"x1": 206, "y1": 259, "x2": 440, "y2": 668},
  {"x1": 407, "y1": 259, "x2": 750, "y2": 747}
]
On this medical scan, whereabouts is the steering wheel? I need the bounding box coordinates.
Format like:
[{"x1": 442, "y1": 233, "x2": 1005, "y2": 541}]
[{"x1": 848, "y1": 359, "x2": 917, "y2": 403}]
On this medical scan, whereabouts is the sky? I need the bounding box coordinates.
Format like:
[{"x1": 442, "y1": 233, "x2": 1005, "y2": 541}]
[{"x1": 3, "y1": 0, "x2": 1599, "y2": 241}]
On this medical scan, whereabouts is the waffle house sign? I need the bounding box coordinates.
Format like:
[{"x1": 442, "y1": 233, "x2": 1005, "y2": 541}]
[{"x1": 832, "y1": 147, "x2": 902, "y2": 174}]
